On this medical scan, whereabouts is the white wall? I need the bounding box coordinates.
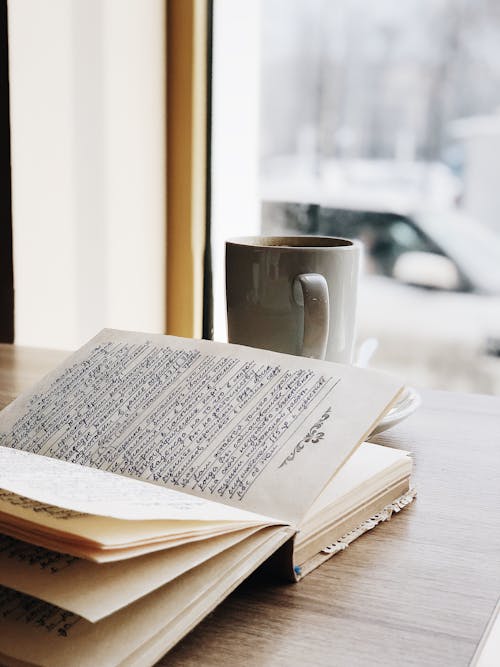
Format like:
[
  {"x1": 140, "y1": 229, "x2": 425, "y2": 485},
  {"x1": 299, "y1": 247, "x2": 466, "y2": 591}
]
[{"x1": 8, "y1": 0, "x2": 166, "y2": 349}]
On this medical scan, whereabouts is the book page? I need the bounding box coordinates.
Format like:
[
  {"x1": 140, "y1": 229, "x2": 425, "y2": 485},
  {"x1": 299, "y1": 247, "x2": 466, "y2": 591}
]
[
  {"x1": 0, "y1": 329, "x2": 403, "y2": 524},
  {"x1": 0, "y1": 526, "x2": 294, "y2": 667},
  {"x1": 0, "y1": 527, "x2": 262, "y2": 621},
  {"x1": 0, "y1": 505, "x2": 266, "y2": 560},
  {"x1": 303, "y1": 442, "x2": 412, "y2": 522},
  {"x1": 0, "y1": 489, "x2": 267, "y2": 560}
]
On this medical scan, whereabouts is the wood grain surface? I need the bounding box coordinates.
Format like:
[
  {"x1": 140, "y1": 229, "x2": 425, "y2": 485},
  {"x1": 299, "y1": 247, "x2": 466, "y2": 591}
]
[{"x1": 0, "y1": 344, "x2": 498, "y2": 667}]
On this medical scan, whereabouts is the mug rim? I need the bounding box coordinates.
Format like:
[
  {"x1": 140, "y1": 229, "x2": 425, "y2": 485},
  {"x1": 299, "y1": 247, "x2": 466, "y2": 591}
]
[{"x1": 226, "y1": 235, "x2": 361, "y2": 250}]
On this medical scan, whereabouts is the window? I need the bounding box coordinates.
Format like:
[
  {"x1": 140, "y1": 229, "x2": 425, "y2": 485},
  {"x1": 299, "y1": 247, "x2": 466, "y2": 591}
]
[{"x1": 212, "y1": 0, "x2": 500, "y2": 394}]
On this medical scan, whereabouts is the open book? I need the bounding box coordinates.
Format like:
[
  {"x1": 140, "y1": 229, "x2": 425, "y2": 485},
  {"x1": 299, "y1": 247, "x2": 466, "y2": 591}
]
[{"x1": 0, "y1": 329, "x2": 414, "y2": 667}]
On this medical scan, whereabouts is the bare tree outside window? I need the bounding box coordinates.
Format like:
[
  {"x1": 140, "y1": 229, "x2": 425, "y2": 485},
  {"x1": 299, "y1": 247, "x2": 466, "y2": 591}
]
[{"x1": 261, "y1": 0, "x2": 500, "y2": 172}]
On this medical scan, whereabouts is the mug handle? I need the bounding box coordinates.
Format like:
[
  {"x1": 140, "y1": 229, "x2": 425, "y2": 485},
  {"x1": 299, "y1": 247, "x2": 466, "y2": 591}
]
[{"x1": 292, "y1": 273, "x2": 330, "y2": 360}]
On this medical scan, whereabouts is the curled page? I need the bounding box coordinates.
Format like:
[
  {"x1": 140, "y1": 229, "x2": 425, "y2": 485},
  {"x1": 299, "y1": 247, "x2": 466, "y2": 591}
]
[
  {"x1": 0, "y1": 527, "x2": 263, "y2": 621},
  {"x1": 0, "y1": 446, "x2": 273, "y2": 524},
  {"x1": 0, "y1": 526, "x2": 294, "y2": 667}
]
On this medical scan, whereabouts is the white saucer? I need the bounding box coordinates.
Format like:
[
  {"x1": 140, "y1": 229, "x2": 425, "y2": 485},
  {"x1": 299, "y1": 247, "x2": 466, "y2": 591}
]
[{"x1": 370, "y1": 386, "x2": 421, "y2": 436}]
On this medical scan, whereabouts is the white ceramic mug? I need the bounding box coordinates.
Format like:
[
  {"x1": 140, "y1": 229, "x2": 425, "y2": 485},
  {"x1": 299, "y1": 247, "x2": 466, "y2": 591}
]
[{"x1": 226, "y1": 236, "x2": 361, "y2": 363}]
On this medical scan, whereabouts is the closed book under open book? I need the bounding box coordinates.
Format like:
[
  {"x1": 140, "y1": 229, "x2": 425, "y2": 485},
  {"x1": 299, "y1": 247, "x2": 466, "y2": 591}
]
[{"x1": 0, "y1": 329, "x2": 415, "y2": 666}]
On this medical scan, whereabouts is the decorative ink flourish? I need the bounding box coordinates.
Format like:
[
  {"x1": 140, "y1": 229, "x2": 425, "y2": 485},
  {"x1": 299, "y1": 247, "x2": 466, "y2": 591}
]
[{"x1": 278, "y1": 407, "x2": 332, "y2": 468}]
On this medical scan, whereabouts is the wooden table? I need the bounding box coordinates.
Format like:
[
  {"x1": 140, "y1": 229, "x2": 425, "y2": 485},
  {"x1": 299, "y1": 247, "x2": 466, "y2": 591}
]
[{"x1": 0, "y1": 344, "x2": 499, "y2": 667}]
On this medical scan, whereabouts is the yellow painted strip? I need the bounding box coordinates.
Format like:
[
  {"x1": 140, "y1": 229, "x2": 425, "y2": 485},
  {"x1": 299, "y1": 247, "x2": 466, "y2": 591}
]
[{"x1": 166, "y1": 0, "x2": 208, "y2": 338}]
